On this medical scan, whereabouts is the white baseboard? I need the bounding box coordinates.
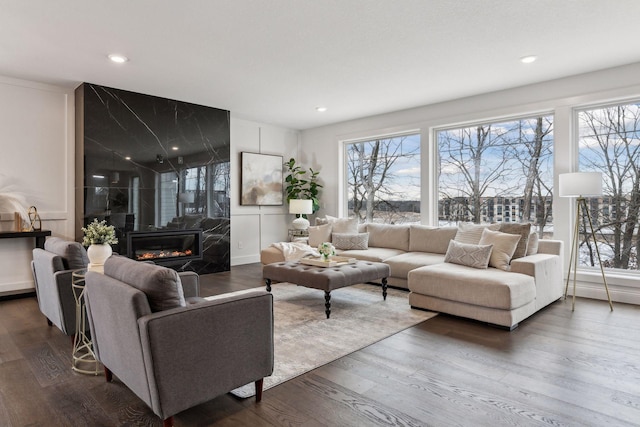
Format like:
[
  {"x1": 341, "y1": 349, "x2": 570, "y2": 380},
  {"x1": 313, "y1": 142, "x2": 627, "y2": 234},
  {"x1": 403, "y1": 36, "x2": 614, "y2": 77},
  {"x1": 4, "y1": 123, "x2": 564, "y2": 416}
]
[
  {"x1": 0, "y1": 280, "x2": 35, "y2": 297},
  {"x1": 566, "y1": 282, "x2": 640, "y2": 305},
  {"x1": 231, "y1": 254, "x2": 260, "y2": 266}
]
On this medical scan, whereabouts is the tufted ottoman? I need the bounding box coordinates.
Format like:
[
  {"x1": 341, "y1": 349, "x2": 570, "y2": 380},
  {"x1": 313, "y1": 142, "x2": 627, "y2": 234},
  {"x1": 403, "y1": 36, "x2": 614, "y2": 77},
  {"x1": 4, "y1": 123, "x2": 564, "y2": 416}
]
[{"x1": 262, "y1": 260, "x2": 390, "y2": 318}]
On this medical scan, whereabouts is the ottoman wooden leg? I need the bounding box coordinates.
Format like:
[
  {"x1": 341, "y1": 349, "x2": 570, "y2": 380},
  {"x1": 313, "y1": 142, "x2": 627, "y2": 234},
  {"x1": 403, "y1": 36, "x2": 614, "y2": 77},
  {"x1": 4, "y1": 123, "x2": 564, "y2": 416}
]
[
  {"x1": 382, "y1": 278, "x2": 388, "y2": 300},
  {"x1": 324, "y1": 291, "x2": 331, "y2": 319},
  {"x1": 265, "y1": 278, "x2": 272, "y2": 292}
]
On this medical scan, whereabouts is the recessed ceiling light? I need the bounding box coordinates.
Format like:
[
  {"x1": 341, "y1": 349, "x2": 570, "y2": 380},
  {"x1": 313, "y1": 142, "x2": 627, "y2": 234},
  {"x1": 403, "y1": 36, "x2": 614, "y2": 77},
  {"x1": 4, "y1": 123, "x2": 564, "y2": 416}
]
[
  {"x1": 124, "y1": 156, "x2": 131, "y2": 160},
  {"x1": 316, "y1": 106, "x2": 327, "y2": 112},
  {"x1": 108, "y1": 54, "x2": 129, "y2": 63},
  {"x1": 520, "y1": 55, "x2": 537, "y2": 64},
  {"x1": 172, "y1": 146, "x2": 179, "y2": 151}
]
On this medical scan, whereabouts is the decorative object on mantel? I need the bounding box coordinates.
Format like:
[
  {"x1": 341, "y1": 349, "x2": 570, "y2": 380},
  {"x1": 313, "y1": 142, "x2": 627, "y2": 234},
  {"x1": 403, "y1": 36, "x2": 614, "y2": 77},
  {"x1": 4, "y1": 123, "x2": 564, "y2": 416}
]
[
  {"x1": 82, "y1": 219, "x2": 118, "y2": 273},
  {"x1": 0, "y1": 179, "x2": 29, "y2": 231},
  {"x1": 317, "y1": 241, "x2": 336, "y2": 261},
  {"x1": 284, "y1": 158, "x2": 322, "y2": 213},
  {"x1": 559, "y1": 172, "x2": 613, "y2": 312},
  {"x1": 289, "y1": 199, "x2": 313, "y2": 230},
  {"x1": 27, "y1": 206, "x2": 42, "y2": 231}
]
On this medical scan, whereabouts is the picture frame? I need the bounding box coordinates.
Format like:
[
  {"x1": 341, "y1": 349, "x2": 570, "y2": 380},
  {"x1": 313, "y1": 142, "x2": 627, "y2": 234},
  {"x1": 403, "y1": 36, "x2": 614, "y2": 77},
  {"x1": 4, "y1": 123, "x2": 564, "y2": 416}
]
[{"x1": 240, "y1": 152, "x2": 283, "y2": 206}]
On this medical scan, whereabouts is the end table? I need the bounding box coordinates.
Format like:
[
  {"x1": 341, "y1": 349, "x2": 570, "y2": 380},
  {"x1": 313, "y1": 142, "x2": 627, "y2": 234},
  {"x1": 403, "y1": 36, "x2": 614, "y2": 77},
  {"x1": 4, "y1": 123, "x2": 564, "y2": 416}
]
[{"x1": 71, "y1": 268, "x2": 101, "y2": 375}]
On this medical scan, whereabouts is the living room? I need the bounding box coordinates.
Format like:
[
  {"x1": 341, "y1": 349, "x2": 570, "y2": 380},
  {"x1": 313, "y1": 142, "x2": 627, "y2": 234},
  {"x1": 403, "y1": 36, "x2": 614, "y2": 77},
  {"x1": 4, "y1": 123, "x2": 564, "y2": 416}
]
[{"x1": 1, "y1": 2, "x2": 640, "y2": 426}]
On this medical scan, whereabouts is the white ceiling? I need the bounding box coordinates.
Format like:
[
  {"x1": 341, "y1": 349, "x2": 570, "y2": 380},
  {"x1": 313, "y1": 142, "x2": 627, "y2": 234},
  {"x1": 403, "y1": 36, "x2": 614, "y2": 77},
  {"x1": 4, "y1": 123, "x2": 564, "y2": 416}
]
[{"x1": 2, "y1": 0, "x2": 640, "y2": 130}]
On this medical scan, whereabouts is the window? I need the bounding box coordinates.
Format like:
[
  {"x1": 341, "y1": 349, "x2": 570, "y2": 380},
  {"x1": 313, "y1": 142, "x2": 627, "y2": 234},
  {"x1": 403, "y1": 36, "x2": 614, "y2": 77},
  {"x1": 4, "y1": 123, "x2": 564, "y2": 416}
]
[
  {"x1": 345, "y1": 133, "x2": 420, "y2": 224},
  {"x1": 578, "y1": 102, "x2": 640, "y2": 271},
  {"x1": 437, "y1": 115, "x2": 554, "y2": 237}
]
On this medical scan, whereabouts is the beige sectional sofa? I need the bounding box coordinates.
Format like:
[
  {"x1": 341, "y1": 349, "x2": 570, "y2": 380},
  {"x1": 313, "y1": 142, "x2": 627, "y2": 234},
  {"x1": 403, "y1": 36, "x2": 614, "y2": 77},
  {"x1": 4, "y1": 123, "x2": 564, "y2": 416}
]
[{"x1": 261, "y1": 222, "x2": 564, "y2": 329}]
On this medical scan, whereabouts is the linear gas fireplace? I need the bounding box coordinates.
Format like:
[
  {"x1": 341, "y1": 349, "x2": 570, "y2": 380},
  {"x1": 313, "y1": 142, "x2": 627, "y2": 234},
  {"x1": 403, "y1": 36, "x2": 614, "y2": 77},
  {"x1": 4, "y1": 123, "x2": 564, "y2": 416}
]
[{"x1": 127, "y1": 229, "x2": 203, "y2": 265}]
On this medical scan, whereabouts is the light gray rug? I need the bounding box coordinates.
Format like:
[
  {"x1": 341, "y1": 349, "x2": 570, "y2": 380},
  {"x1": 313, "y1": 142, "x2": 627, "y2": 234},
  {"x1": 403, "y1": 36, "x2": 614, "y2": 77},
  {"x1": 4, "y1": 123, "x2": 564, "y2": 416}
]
[{"x1": 231, "y1": 282, "x2": 437, "y2": 398}]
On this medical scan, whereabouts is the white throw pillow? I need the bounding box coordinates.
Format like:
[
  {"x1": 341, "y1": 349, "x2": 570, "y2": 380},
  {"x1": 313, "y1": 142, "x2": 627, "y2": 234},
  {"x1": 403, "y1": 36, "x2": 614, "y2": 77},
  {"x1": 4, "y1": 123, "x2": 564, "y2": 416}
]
[
  {"x1": 454, "y1": 223, "x2": 500, "y2": 245},
  {"x1": 444, "y1": 240, "x2": 493, "y2": 269},
  {"x1": 526, "y1": 232, "x2": 539, "y2": 256},
  {"x1": 308, "y1": 224, "x2": 332, "y2": 247},
  {"x1": 478, "y1": 228, "x2": 521, "y2": 271},
  {"x1": 332, "y1": 232, "x2": 369, "y2": 250},
  {"x1": 325, "y1": 215, "x2": 359, "y2": 234}
]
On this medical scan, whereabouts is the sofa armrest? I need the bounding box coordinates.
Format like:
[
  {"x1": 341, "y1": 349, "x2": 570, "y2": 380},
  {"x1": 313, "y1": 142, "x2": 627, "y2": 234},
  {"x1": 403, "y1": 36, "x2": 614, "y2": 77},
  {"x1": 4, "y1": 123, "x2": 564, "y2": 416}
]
[
  {"x1": 511, "y1": 253, "x2": 563, "y2": 307},
  {"x1": 137, "y1": 290, "x2": 274, "y2": 418},
  {"x1": 177, "y1": 271, "x2": 199, "y2": 297},
  {"x1": 537, "y1": 239, "x2": 563, "y2": 256}
]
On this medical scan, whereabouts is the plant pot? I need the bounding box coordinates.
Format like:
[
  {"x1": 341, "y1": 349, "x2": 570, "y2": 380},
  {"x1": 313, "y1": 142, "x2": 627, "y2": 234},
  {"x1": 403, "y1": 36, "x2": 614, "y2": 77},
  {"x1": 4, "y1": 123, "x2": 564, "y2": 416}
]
[{"x1": 87, "y1": 243, "x2": 112, "y2": 272}]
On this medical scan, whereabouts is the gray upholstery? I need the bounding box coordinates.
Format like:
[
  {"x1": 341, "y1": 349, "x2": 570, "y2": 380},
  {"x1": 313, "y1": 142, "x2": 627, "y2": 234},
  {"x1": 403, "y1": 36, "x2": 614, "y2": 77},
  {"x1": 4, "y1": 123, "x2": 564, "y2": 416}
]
[
  {"x1": 31, "y1": 240, "x2": 89, "y2": 335},
  {"x1": 85, "y1": 255, "x2": 274, "y2": 422}
]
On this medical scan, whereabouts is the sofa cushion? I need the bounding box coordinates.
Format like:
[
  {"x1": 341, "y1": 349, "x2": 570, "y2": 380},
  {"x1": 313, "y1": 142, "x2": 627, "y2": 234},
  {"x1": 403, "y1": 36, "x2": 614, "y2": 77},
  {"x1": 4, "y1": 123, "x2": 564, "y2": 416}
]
[
  {"x1": 526, "y1": 232, "x2": 539, "y2": 255},
  {"x1": 332, "y1": 232, "x2": 369, "y2": 250},
  {"x1": 385, "y1": 252, "x2": 447, "y2": 279},
  {"x1": 444, "y1": 240, "x2": 493, "y2": 269},
  {"x1": 325, "y1": 215, "x2": 359, "y2": 234},
  {"x1": 339, "y1": 247, "x2": 405, "y2": 263},
  {"x1": 44, "y1": 237, "x2": 89, "y2": 270},
  {"x1": 499, "y1": 223, "x2": 531, "y2": 260},
  {"x1": 308, "y1": 224, "x2": 332, "y2": 247},
  {"x1": 104, "y1": 256, "x2": 186, "y2": 312},
  {"x1": 409, "y1": 225, "x2": 458, "y2": 254},
  {"x1": 454, "y1": 223, "x2": 500, "y2": 244},
  {"x1": 408, "y1": 263, "x2": 536, "y2": 310},
  {"x1": 366, "y1": 223, "x2": 410, "y2": 251},
  {"x1": 478, "y1": 228, "x2": 521, "y2": 271}
]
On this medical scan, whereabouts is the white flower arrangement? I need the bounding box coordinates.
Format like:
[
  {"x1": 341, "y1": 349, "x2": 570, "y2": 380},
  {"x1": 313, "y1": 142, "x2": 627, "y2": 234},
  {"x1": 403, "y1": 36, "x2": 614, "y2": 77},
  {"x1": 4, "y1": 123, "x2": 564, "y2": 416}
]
[
  {"x1": 81, "y1": 219, "x2": 118, "y2": 246},
  {"x1": 317, "y1": 242, "x2": 335, "y2": 260}
]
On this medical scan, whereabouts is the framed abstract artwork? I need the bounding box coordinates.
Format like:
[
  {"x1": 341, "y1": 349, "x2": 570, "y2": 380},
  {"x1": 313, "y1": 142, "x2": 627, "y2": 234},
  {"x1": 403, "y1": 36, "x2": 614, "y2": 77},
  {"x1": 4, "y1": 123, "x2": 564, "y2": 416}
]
[{"x1": 240, "y1": 152, "x2": 283, "y2": 206}]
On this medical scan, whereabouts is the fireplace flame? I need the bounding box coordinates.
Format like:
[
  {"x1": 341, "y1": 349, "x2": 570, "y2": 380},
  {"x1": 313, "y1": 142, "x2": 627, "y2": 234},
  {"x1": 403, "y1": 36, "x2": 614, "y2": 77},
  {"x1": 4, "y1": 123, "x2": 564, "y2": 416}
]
[{"x1": 136, "y1": 249, "x2": 193, "y2": 261}]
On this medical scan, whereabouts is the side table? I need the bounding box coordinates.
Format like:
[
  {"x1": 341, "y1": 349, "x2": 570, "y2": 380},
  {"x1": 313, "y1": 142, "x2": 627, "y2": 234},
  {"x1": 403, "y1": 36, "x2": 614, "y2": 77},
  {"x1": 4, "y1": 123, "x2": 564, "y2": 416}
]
[
  {"x1": 71, "y1": 268, "x2": 101, "y2": 375},
  {"x1": 288, "y1": 228, "x2": 309, "y2": 242}
]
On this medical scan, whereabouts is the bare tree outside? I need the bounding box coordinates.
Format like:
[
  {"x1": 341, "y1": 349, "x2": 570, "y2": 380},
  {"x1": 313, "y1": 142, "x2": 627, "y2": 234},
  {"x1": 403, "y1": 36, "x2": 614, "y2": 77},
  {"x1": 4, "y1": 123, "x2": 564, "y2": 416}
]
[
  {"x1": 346, "y1": 134, "x2": 420, "y2": 223},
  {"x1": 579, "y1": 103, "x2": 640, "y2": 271},
  {"x1": 437, "y1": 116, "x2": 553, "y2": 231}
]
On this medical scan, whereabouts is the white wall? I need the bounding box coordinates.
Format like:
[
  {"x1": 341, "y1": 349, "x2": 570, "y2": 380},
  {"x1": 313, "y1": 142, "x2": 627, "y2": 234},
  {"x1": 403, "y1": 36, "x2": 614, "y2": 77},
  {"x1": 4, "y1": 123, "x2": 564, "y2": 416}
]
[
  {"x1": 0, "y1": 76, "x2": 74, "y2": 295},
  {"x1": 300, "y1": 62, "x2": 640, "y2": 305},
  {"x1": 230, "y1": 117, "x2": 299, "y2": 266}
]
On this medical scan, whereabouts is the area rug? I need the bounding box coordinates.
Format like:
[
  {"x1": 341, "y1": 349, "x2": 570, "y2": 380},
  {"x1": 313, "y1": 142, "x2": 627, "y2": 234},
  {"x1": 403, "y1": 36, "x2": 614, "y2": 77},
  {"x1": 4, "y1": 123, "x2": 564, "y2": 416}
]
[{"x1": 230, "y1": 282, "x2": 437, "y2": 398}]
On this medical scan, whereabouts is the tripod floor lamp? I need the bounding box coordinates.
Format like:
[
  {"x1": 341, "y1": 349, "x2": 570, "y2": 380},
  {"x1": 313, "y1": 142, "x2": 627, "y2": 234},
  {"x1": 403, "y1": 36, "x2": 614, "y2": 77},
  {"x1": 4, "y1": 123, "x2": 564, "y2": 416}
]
[{"x1": 559, "y1": 172, "x2": 613, "y2": 311}]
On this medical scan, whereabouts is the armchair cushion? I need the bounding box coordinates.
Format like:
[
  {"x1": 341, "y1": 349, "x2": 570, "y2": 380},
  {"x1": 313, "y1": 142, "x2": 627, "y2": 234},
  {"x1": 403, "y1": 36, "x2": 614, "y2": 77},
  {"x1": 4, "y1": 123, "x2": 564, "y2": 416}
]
[
  {"x1": 44, "y1": 237, "x2": 89, "y2": 270},
  {"x1": 104, "y1": 256, "x2": 186, "y2": 312}
]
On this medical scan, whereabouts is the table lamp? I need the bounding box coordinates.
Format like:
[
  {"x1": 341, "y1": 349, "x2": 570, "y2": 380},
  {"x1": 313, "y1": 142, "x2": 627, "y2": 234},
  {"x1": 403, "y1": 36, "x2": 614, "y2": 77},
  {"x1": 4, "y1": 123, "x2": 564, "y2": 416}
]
[
  {"x1": 559, "y1": 172, "x2": 613, "y2": 311},
  {"x1": 289, "y1": 199, "x2": 313, "y2": 230}
]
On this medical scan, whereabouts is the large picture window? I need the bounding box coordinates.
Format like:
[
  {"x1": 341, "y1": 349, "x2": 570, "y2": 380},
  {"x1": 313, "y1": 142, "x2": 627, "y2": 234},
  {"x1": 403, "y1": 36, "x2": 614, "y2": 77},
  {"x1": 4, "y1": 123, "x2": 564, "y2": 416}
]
[
  {"x1": 578, "y1": 102, "x2": 640, "y2": 271},
  {"x1": 437, "y1": 115, "x2": 554, "y2": 237},
  {"x1": 345, "y1": 134, "x2": 420, "y2": 224}
]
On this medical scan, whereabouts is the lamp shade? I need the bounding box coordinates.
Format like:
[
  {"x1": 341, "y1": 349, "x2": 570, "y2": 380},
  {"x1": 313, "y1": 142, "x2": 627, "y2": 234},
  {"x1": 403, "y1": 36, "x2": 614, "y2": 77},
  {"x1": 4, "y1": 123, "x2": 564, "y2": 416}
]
[
  {"x1": 289, "y1": 199, "x2": 313, "y2": 215},
  {"x1": 559, "y1": 172, "x2": 603, "y2": 197}
]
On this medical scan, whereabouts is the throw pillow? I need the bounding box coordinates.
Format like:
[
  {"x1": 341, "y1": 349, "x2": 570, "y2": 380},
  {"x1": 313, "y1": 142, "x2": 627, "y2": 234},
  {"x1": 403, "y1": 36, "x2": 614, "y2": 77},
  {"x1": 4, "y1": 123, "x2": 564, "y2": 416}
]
[
  {"x1": 332, "y1": 232, "x2": 369, "y2": 250},
  {"x1": 44, "y1": 237, "x2": 89, "y2": 270},
  {"x1": 499, "y1": 223, "x2": 531, "y2": 260},
  {"x1": 325, "y1": 215, "x2": 359, "y2": 233},
  {"x1": 315, "y1": 216, "x2": 329, "y2": 226},
  {"x1": 104, "y1": 255, "x2": 186, "y2": 312},
  {"x1": 454, "y1": 223, "x2": 500, "y2": 245},
  {"x1": 526, "y1": 232, "x2": 539, "y2": 256},
  {"x1": 478, "y1": 228, "x2": 521, "y2": 271},
  {"x1": 409, "y1": 225, "x2": 459, "y2": 254},
  {"x1": 444, "y1": 240, "x2": 493, "y2": 269},
  {"x1": 308, "y1": 223, "x2": 332, "y2": 247}
]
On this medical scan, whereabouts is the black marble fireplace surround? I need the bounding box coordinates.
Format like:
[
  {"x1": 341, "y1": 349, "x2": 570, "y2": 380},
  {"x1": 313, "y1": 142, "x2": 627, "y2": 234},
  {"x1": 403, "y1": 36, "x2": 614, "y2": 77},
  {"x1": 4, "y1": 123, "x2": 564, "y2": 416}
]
[{"x1": 75, "y1": 83, "x2": 231, "y2": 273}]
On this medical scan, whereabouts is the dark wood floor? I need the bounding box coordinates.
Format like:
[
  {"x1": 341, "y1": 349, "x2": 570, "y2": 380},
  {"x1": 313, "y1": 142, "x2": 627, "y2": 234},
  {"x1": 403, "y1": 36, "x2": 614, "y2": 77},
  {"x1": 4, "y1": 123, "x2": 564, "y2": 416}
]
[{"x1": 1, "y1": 264, "x2": 639, "y2": 426}]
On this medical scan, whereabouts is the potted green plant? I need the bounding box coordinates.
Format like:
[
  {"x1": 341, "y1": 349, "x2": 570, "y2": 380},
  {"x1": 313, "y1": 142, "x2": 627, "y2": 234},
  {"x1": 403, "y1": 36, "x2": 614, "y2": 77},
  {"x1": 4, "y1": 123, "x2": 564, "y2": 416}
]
[
  {"x1": 82, "y1": 219, "x2": 118, "y2": 269},
  {"x1": 284, "y1": 158, "x2": 322, "y2": 213}
]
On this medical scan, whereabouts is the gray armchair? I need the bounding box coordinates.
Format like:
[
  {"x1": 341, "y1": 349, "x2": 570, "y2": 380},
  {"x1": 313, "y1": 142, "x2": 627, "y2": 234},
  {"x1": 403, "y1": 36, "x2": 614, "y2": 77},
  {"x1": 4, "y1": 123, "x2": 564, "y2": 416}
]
[
  {"x1": 84, "y1": 256, "x2": 274, "y2": 427},
  {"x1": 31, "y1": 237, "x2": 89, "y2": 335}
]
